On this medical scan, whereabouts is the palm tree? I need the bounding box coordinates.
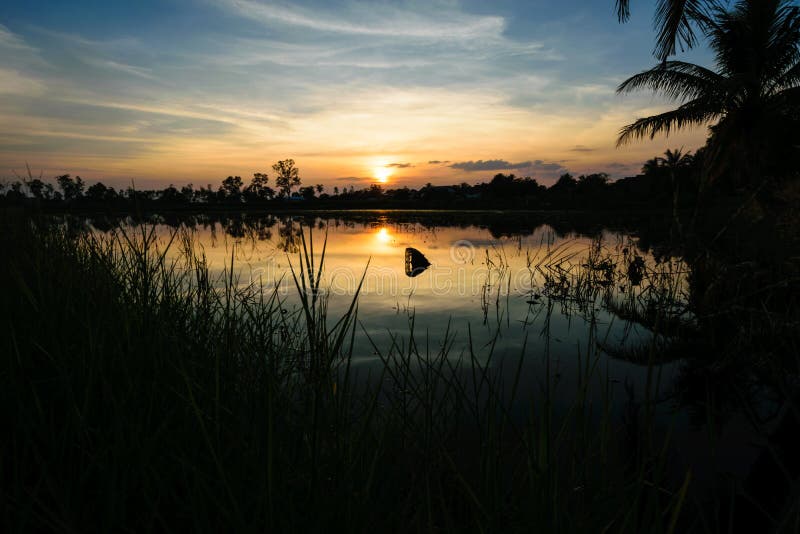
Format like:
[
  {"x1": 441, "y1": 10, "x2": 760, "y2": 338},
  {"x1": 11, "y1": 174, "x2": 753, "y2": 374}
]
[
  {"x1": 617, "y1": 0, "x2": 800, "y2": 189},
  {"x1": 616, "y1": 0, "x2": 721, "y2": 61},
  {"x1": 657, "y1": 148, "x2": 694, "y2": 231},
  {"x1": 641, "y1": 157, "x2": 663, "y2": 176}
]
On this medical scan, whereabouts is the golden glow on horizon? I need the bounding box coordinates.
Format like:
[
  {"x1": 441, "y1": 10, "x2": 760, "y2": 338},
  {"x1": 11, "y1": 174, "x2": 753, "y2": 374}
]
[{"x1": 373, "y1": 166, "x2": 392, "y2": 183}]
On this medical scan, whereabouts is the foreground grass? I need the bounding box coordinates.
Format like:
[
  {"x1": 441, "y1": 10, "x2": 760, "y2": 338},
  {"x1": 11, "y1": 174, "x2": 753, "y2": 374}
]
[{"x1": 1, "y1": 214, "x2": 709, "y2": 532}]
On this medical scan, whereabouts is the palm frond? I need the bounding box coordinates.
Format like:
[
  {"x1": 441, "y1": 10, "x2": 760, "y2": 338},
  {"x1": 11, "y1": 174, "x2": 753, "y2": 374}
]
[
  {"x1": 617, "y1": 98, "x2": 721, "y2": 146},
  {"x1": 617, "y1": 61, "x2": 724, "y2": 101},
  {"x1": 653, "y1": 0, "x2": 708, "y2": 60},
  {"x1": 770, "y1": 85, "x2": 800, "y2": 117},
  {"x1": 763, "y1": 2, "x2": 800, "y2": 86},
  {"x1": 770, "y1": 60, "x2": 800, "y2": 93},
  {"x1": 616, "y1": 0, "x2": 631, "y2": 23}
]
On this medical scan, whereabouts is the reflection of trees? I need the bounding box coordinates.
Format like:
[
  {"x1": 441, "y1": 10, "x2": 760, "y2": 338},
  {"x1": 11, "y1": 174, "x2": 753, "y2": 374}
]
[
  {"x1": 277, "y1": 218, "x2": 301, "y2": 253},
  {"x1": 224, "y1": 216, "x2": 245, "y2": 239}
]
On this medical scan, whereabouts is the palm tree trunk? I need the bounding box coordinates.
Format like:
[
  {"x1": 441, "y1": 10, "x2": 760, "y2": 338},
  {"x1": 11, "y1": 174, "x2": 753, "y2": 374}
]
[{"x1": 671, "y1": 170, "x2": 683, "y2": 237}]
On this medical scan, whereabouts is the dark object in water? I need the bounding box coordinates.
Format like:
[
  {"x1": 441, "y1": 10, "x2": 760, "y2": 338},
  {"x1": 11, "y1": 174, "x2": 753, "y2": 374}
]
[{"x1": 405, "y1": 247, "x2": 431, "y2": 277}]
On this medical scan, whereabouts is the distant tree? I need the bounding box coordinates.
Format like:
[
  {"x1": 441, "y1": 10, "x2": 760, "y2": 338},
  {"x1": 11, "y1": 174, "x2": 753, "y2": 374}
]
[
  {"x1": 547, "y1": 173, "x2": 578, "y2": 206},
  {"x1": 641, "y1": 157, "x2": 662, "y2": 176},
  {"x1": 181, "y1": 184, "x2": 196, "y2": 202},
  {"x1": 220, "y1": 176, "x2": 243, "y2": 201},
  {"x1": 5, "y1": 181, "x2": 25, "y2": 201},
  {"x1": 125, "y1": 186, "x2": 155, "y2": 202},
  {"x1": 333, "y1": 186, "x2": 339, "y2": 196},
  {"x1": 86, "y1": 182, "x2": 112, "y2": 202},
  {"x1": 244, "y1": 172, "x2": 274, "y2": 202},
  {"x1": 551, "y1": 173, "x2": 577, "y2": 191},
  {"x1": 390, "y1": 186, "x2": 412, "y2": 201},
  {"x1": 272, "y1": 159, "x2": 301, "y2": 198},
  {"x1": 315, "y1": 184, "x2": 324, "y2": 195},
  {"x1": 574, "y1": 174, "x2": 610, "y2": 206},
  {"x1": 26, "y1": 179, "x2": 55, "y2": 200},
  {"x1": 299, "y1": 186, "x2": 316, "y2": 200},
  {"x1": 657, "y1": 148, "x2": 694, "y2": 231},
  {"x1": 56, "y1": 174, "x2": 85, "y2": 201},
  {"x1": 577, "y1": 173, "x2": 609, "y2": 188},
  {"x1": 159, "y1": 184, "x2": 186, "y2": 204}
]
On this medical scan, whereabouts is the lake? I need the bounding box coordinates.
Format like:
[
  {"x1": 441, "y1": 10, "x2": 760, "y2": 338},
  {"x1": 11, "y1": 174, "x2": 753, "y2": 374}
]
[
  {"x1": 90, "y1": 210, "x2": 766, "y2": 492},
  {"x1": 91, "y1": 211, "x2": 685, "y2": 402}
]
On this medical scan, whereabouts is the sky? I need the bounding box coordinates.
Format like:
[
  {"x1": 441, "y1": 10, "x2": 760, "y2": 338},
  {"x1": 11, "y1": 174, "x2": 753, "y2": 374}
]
[{"x1": 0, "y1": 0, "x2": 713, "y2": 189}]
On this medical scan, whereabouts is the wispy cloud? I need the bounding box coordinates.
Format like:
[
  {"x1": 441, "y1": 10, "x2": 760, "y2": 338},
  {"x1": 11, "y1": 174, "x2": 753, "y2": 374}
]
[
  {"x1": 530, "y1": 160, "x2": 567, "y2": 173},
  {"x1": 221, "y1": 0, "x2": 506, "y2": 41},
  {"x1": 449, "y1": 159, "x2": 532, "y2": 172},
  {"x1": 569, "y1": 145, "x2": 596, "y2": 152},
  {"x1": 334, "y1": 176, "x2": 371, "y2": 182},
  {"x1": 0, "y1": 68, "x2": 45, "y2": 95},
  {"x1": 0, "y1": 2, "x2": 710, "y2": 186},
  {"x1": 81, "y1": 58, "x2": 155, "y2": 80},
  {"x1": 0, "y1": 24, "x2": 37, "y2": 52}
]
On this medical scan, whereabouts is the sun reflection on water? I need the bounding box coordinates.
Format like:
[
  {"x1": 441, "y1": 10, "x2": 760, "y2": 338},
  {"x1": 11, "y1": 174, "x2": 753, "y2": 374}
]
[{"x1": 375, "y1": 227, "x2": 392, "y2": 244}]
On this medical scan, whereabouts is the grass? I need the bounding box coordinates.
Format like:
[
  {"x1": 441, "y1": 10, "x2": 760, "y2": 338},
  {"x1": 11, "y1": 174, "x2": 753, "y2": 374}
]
[{"x1": 1, "y1": 212, "x2": 794, "y2": 532}]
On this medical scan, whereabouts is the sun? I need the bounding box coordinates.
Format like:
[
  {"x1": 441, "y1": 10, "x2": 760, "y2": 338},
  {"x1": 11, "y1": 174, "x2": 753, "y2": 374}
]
[{"x1": 373, "y1": 166, "x2": 391, "y2": 183}]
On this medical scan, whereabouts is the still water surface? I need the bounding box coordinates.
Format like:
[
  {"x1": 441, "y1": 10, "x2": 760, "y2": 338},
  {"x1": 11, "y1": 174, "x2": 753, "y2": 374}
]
[
  {"x1": 94, "y1": 212, "x2": 763, "y2": 489},
  {"x1": 107, "y1": 213, "x2": 690, "y2": 394}
]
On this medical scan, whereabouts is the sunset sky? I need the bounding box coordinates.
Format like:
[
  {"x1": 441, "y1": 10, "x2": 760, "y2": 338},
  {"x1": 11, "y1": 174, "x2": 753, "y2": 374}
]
[{"x1": 0, "y1": 0, "x2": 712, "y2": 189}]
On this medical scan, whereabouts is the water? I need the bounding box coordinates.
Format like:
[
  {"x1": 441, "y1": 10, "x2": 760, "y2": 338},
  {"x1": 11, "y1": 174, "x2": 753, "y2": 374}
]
[
  {"x1": 91, "y1": 212, "x2": 773, "y2": 487},
  {"x1": 95, "y1": 212, "x2": 691, "y2": 400}
]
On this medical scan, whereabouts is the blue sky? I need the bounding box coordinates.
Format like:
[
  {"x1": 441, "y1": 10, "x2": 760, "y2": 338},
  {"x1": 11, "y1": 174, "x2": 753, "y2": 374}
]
[{"x1": 0, "y1": 0, "x2": 712, "y2": 188}]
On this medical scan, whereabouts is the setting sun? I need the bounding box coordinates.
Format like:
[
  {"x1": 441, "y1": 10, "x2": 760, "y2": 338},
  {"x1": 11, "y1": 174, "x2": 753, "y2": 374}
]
[{"x1": 373, "y1": 167, "x2": 392, "y2": 183}]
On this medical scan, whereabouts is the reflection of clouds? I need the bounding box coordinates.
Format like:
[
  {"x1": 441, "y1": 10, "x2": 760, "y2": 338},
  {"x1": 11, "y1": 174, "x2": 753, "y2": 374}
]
[
  {"x1": 248, "y1": 263, "x2": 560, "y2": 299},
  {"x1": 159, "y1": 218, "x2": 687, "y2": 321}
]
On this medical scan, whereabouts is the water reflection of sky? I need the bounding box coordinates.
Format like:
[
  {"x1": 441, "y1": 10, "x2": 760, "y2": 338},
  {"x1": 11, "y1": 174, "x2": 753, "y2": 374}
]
[
  {"x1": 133, "y1": 217, "x2": 692, "y2": 408},
  {"x1": 93, "y1": 214, "x2": 765, "y2": 498}
]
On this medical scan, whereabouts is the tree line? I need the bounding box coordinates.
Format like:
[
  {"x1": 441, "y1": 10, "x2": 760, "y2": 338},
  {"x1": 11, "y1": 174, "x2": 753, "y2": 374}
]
[{"x1": 1, "y1": 152, "x2": 721, "y2": 211}]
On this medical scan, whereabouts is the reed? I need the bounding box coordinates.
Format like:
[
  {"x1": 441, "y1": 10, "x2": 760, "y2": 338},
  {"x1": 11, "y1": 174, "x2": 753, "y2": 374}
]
[{"x1": 0, "y1": 214, "x2": 753, "y2": 532}]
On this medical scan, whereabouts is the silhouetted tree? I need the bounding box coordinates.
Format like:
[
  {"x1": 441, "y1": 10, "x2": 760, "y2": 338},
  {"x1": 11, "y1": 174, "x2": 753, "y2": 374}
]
[
  {"x1": 197, "y1": 184, "x2": 219, "y2": 203},
  {"x1": 657, "y1": 148, "x2": 694, "y2": 229},
  {"x1": 159, "y1": 184, "x2": 186, "y2": 204},
  {"x1": 617, "y1": 0, "x2": 800, "y2": 190},
  {"x1": 641, "y1": 158, "x2": 662, "y2": 176},
  {"x1": 220, "y1": 176, "x2": 243, "y2": 202},
  {"x1": 616, "y1": 0, "x2": 721, "y2": 61},
  {"x1": 56, "y1": 174, "x2": 85, "y2": 201},
  {"x1": 181, "y1": 184, "x2": 196, "y2": 202},
  {"x1": 273, "y1": 159, "x2": 301, "y2": 198},
  {"x1": 85, "y1": 182, "x2": 118, "y2": 202},
  {"x1": 26, "y1": 179, "x2": 55, "y2": 200},
  {"x1": 299, "y1": 186, "x2": 316, "y2": 200},
  {"x1": 5, "y1": 181, "x2": 25, "y2": 201},
  {"x1": 244, "y1": 172, "x2": 273, "y2": 202}
]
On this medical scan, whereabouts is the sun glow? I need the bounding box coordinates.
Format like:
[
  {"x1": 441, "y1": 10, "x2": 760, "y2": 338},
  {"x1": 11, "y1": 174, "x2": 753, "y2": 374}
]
[
  {"x1": 375, "y1": 227, "x2": 392, "y2": 244},
  {"x1": 373, "y1": 166, "x2": 392, "y2": 183}
]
